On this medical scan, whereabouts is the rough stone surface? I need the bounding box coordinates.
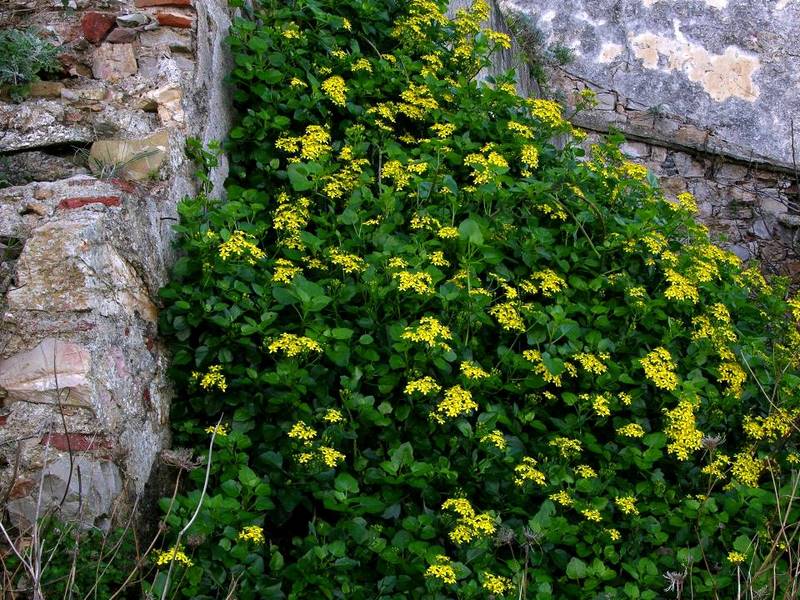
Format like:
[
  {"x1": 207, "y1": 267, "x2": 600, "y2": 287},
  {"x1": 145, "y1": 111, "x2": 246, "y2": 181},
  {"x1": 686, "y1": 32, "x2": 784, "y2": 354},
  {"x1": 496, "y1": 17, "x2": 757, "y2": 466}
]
[
  {"x1": 81, "y1": 11, "x2": 117, "y2": 43},
  {"x1": 503, "y1": 0, "x2": 800, "y2": 167},
  {"x1": 89, "y1": 129, "x2": 170, "y2": 180},
  {"x1": 91, "y1": 42, "x2": 138, "y2": 81},
  {"x1": 0, "y1": 0, "x2": 234, "y2": 529},
  {"x1": 0, "y1": 338, "x2": 92, "y2": 405},
  {"x1": 6, "y1": 457, "x2": 122, "y2": 529}
]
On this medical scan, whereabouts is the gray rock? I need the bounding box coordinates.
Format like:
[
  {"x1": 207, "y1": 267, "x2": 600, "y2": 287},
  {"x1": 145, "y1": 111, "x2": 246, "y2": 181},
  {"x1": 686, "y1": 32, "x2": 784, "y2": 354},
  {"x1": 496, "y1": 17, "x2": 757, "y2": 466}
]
[
  {"x1": 116, "y1": 13, "x2": 150, "y2": 28},
  {"x1": 6, "y1": 457, "x2": 122, "y2": 529},
  {"x1": 502, "y1": 0, "x2": 800, "y2": 168}
]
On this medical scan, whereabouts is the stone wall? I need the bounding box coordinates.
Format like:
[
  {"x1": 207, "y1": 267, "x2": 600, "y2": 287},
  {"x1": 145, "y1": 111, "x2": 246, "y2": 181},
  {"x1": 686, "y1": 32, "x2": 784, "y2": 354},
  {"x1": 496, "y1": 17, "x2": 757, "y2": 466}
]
[
  {"x1": 502, "y1": 0, "x2": 800, "y2": 281},
  {"x1": 0, "y1": 0, "x2": 232, "y2": 529}
]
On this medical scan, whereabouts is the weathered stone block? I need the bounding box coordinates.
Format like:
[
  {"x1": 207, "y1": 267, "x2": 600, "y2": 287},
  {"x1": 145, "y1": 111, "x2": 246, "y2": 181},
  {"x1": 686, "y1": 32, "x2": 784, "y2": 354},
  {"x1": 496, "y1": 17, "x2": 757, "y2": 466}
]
[
  {"x1": 0, "y1": 338, "x2": 92, "y2": 405},
  {"x1": 6, "y1": 457, "x2": 122, "y2": 529},
  {"x1": 81, "y1": 11, "x2": 116, "y2": 44},
  {"x1": 0, "y1": 101, "x2": 94, "y2": 153},
  {"x1": 156, "y1": 11, "x2": 194, "y2": 28},
  {"x1": 89, "y1": 129, "x2": 170, "y2": 181},
  {"x1": 105, "y1": 28, "x2": 137, "y2": 44},
  {"x1": 135, "y1": 0, "x2": 192, "y2": 7},
  {"x1": 92, "y1": 43, "x2": 137, "y2": 81},
  {"x1": 6, "y1": 217, "x2": 158, "y2": 321},
  {"x1": 145, "y1": 85, "x2": 184, "y2": 124},
  {"x1": 28, "y1": 81, "x2": 65, "y2": 98}
]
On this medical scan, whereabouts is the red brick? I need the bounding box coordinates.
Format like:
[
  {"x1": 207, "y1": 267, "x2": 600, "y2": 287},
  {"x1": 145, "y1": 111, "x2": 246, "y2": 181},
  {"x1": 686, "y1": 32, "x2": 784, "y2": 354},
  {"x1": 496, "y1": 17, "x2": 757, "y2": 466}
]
[
  {"x1": 40, "y1": 433, "x2": 112, "y2": 452},
  {"x1": 155, "y1": 11, "x2": 194, "y2": 27},
  {"x1": 135, "y1": 0, "x2": 192, "y2": 7},
  {"x1": 58, "y1": 196, "x2": 121, "y2": 210},
  {"x1": 81, "y1": 12, "x2": 116, "y2": 44}
]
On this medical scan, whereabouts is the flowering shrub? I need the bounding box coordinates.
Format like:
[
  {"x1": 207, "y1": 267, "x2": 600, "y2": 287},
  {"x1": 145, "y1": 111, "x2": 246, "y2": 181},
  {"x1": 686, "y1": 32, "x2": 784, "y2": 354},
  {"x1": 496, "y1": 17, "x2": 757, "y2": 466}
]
[{"x1": 159, "y1": 0, "x2": 800, "y2": 597}]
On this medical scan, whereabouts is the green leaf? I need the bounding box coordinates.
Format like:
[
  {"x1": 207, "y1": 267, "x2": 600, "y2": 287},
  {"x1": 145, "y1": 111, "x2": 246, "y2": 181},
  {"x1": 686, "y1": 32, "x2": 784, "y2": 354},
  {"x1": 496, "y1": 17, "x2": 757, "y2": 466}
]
[
  {"x1": 334, "y1": 473, "x2": 359, "y2": 494},
  {"x1": 566, "y1": 557, "x2": 588, "y2": 580},
  {"x1": 458, "y1": 218, "x2": 483, "y2": 245}
]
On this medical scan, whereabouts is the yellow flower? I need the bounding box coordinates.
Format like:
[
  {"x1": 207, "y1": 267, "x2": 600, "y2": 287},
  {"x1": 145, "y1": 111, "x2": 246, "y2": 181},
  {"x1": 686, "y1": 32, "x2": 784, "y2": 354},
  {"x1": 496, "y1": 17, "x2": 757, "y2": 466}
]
[
  {"x1": 424, "y1": 555, "x2": 456, "y2": 585},
  {"x1": 731, "y1": 451, "x2": 763, "y2": 487},
  {"x1": 351, "y1": 58, "x2": 372, "y2": 73},
  {"x1": 431, "y1": 385, "x2": 478, "y2": 422},
  {"x1": 342, "y1": 17, "x2": 352, "y2": 30},
  {"x1": 154, "y1": 545, "x2": 192, "y2": 567},
  {"x1": 573, "y1": 352, "x2": 609, "y2": 375},
  {"x1": 514, "y1": 456, "x2": 546, "y2": 486},
  {"x1": 204, "y1": 423, "x2": 229, "y2": 437},
  {"x1": 393, "y1": 270, "x2": 434, "y2": 295},
  {"x1": 529, "y1": 98, "x2": 565, "y2": 128},
  {"x1": 482, "y1": 572, "x2": 513, "y2": 594},
  {"x1": 664, "y1": 269, "x2": 699, "y2": 304},
  {"x1": 529, "y1": 269, "x2": 567, "y2": 296},
  {"x1": 328, "y1": 248, "x2": 366, "y2": 274},
  {"x1": 287, "y1": 421, "x2": 317, "y2": 442},
  {"x1": 615, "y1": 496, "x2": 639, "y2": 515},
  {"x1": 581, "y1": 508, "x2": 602, "y2": 522},
  {"x1": 620, "y1": 161, "x2": 648, "y2": 180},
  {"x1": 521, "y1": 145, "x2": 539, "y2": 168},
  {"x1": 575, "y1": 464, "x2": 597, "y2": 478},
  {"x1": 218, "y1": 231, "x2": 266, "y2": 265},
  {"x1": 442, "y1": 498, "x2": 495, "y2": 544},
  {"x1": 480, "y1": 429, "x2": 507, "y2": 450},
  {"x1": 640, "y1": 347, "x2": 678, "y2": 391},
  {"x1": 273, "y1": 258, "x2": 302, "y2": 284},
  {"x1": 549, "y1": 490, "x2": 573, "y2": 506},
  {"x1": 702, "y1": 453, "x2": 730, "y2": 479},
  {"x1": 429, "y1": 251, "x2": 450, "y2": 267},
  {"x1": 321, "y1": 75, "x2": 348, "y2": 107},
  {"x1": 743, "y1": 409, "x2": 797, "y2": 441},
  {"x1": 489, "y1": 302, "x2": 526, "y2": 332},
  {"x1": 437, "y1": 226, "x2": 460, "y2": 239},
  {"x1": 319, "y1": 446, "x2": 346, "y2": 468},
  {"x1": 268, "y1": 333, "x2": 323, "y2": 357},
  {"x1": 401, "y1": 316, "x2": 453, "y2": 351},
  {"x1": 198, "y1": 365, "x2": 227, "y2": 392},
  {"x1": 484, "y1": 29, "x2": 512, "y2": 48},
  {"x1": 289, "y1": 77, "x2": 307, "y2": 88},
  {"x1": 616, "y1": 423, "x2": 645, "y2": 438},
  {"x1": 591, "y1": 393, "x2": 611, "y2": 418},
  {"x1": 664, "y1": 399, "x2": 703, "y2": 461},
  {"x1": 606, "y1": 528, "x2": 621, "y2": 542},
  {"x1": 430, "y1": 123, "x2": 456, "y2": 138},
  {"x1": 727, "y1": 551, "x2": 746, "y2": 565},
  {"x1": 281, "y1": 25, "x2": 301, "y2": 39},
  {"x1": 548, "y1": 436, "x2": 582, "y2": 458},
  {"x1": 322, "y1": 409, "x2": 344, "y2": 424},
  {"x1": 405, "y1": 376, "x2": 441, "y2": 396},
  {"x1": 507, "y1": 120, "x2": 535, "y2": 139},
  {"x1": 238, "y1": 525, "x2": 265, "y2": 544},
  {"x1": 460, "y1": 361, "x2": 489, "y2": 380}
]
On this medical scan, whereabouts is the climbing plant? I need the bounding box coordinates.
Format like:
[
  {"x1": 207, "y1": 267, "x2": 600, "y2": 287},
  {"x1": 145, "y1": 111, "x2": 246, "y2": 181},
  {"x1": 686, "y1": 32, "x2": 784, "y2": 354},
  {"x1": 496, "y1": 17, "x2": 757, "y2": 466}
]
[{"x1": 158, "y1": 0, "x2": 800, "y2": 598}]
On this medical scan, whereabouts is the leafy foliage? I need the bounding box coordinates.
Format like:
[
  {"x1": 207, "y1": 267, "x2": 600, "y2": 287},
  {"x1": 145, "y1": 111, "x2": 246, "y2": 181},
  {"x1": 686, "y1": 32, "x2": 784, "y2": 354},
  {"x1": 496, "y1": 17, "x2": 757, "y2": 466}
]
[
  {"x1": 158, "y1": 0, "x2": 800, "y2": 598},
  {"x1": 0, "y1": 28, "x2": 60, "y2": 101}
]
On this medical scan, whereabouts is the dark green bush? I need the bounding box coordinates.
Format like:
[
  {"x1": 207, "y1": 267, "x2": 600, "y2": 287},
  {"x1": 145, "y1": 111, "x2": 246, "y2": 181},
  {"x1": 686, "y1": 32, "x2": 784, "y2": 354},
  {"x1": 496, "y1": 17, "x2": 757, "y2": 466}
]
[
  {"x1": 0, "y1": 28, "x2": 60, "y2": 101},
  {"x1": 157, "y1": 1, "x2": 800, "y2": 598}
]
